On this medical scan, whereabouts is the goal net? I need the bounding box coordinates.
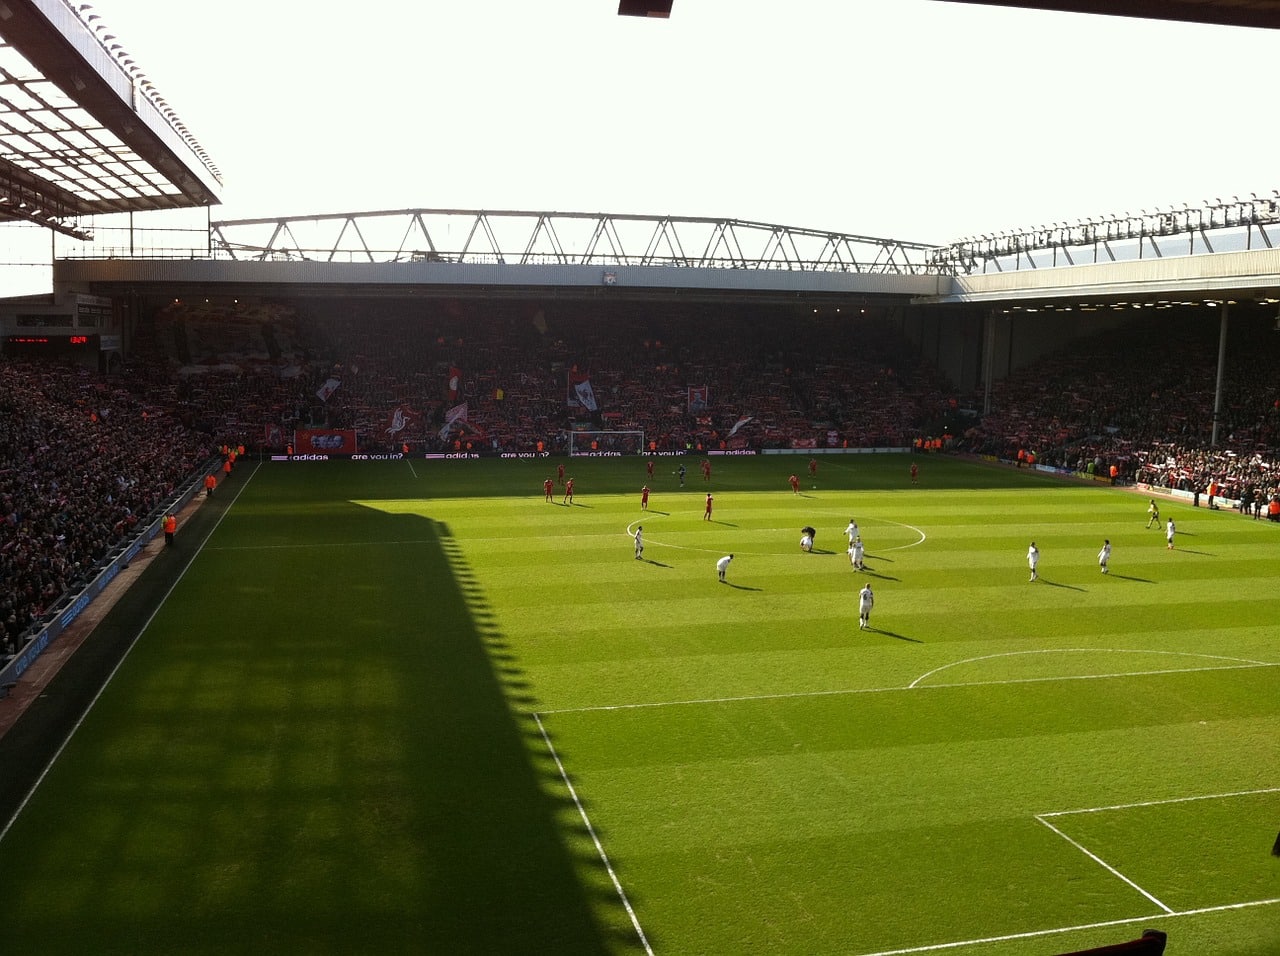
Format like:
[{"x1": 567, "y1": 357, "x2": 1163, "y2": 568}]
[{"x1": 568, "y1": 430, "x2": 645, "y2": 457}]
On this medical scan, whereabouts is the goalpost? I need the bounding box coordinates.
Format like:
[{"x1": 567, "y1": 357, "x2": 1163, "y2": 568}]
[{"x1": 567, "y1": 430, "x2": 645, "y2": 456}]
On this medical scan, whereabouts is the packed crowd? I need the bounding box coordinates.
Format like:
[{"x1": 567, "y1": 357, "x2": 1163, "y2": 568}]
[
  {"x1": 1, "y1": 301, "x2": 954, "y2": 662},
  {"x1": 0, "y1": 359, "x2": 215, "y2": 658},
  {"x1": 157, "y1": 299, "x2": 956, "y2": 454},
  {"x1": 955, "y1": 311, "x2": 1280, "y2": 507},
  {"x1": 5, "y1": 302, "x2": 1279, "y2": 662}
]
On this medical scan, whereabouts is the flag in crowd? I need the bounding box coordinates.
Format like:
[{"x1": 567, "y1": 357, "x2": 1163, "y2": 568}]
[
  {"x1": 315, "y1": 377, "x2": 341, "y2": 402},
  {"x1": 438, "y1": 402, "x2": 468, "y2": 440},
  {"x1": 728, "y1": 415, "x2": 754, "y2": 437},
  {"x1": 569, "y1": 369, "x2": 598, "y2": 412},
  {"x1": 688, "y1": 385, "x2": 709, "y2": 413},
  {"x1": 384, "y1": 405, "x2": 415, "y2": 439},
  {"x1": 448, "y1": 366, "x2": 462, "y2": 401}
]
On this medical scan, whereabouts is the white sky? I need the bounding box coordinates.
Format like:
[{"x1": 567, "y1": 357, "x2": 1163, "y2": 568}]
[{"x1": 3, "y1": 0, "x2": 1279, "y2": 294}]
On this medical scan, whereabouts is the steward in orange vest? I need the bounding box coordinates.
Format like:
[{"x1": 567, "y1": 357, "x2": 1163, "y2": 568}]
[{"x1": 163, "y1": 513, "x2": 177, "y2": 546}]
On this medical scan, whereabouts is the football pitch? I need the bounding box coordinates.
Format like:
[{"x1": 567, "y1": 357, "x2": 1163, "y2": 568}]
[{"x1": 0, "y1": 454, "x2": 1277, "y2": 955}]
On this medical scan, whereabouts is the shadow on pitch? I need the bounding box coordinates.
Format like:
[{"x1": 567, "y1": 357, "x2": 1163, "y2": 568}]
[
  {"x1": 1108, "y1": 572, "x2": 1155, "y2": 583},
  {"x1": 860, "y1": 568, "x2": 899, "y2": 581},
  {"x1": 1038, "y1": 577, "x2": 1086, "y2": 592},
  {"x1": 722, "y1": 581, "x2": 762, "y2": 591},
  {"x1": 1175, "y1": 548, "x2": 1213, "y2": 556},
  {"x1": 870, "y1": 627, "x2": 923, "y2": 644},
  {"x1": 642, "y1": 559, "x2": 673, "y2": 568}
]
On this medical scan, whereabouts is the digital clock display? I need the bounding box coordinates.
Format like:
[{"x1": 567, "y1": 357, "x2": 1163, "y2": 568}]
[{"x1": 4, "y1": 333, "x2": 99, "y2": 356}]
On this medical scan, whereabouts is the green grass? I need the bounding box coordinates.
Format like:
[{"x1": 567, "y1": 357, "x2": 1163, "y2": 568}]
[{"x1": 0, "y1": 454, "x2": 1277, "y2": 955}]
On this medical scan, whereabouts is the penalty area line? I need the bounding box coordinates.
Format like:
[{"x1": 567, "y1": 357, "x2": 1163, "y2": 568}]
[
  {"x1": 1035, "y1": 814, "x2": 1173, "y2": 914},
  {"x1": 849, "y1": 897, "x2": 1280, "y2": 956},
  {"x1": 1041, "y1": 785, "x2": 1280, "y2": 818}
]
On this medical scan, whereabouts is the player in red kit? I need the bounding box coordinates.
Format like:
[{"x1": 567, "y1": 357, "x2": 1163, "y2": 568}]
[
  {"x1": 544, "y1": 477, "x2": 554, "y2": 502},
  {"x1": 646, "y1": 459, "x2": 655, "y2": 478},
  {"x1": 789, "y1": 474, "x2": 801, "y2": 494},
  {"x1": 808, "y1": 458, "x2": 818, "y2": 479},
  {"x1": 704, "y1": 493, "x2": 713, "y2": 520},
  {"x1": 563, "y1": 476, "x2": 575, "y2": 505},
  {"x1": 910, "y1": 462, "x2": 919, "y2": 485},
  {"x1": 557, "y1": 462, "x2": 565, "y2": 485},
  {"x1": 641, "y1": 485, "x2": 651, "y2": 510},
  {"x1": 701, "y1": 459, "x2": 711, "y2": 482}
]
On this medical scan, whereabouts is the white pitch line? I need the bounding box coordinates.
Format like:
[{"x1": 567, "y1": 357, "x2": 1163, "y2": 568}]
[
  {"x1": 621, "y1": 520, "x2": 810, "y2": 557},
  {"x1": 908, "y1": 648, "x2": 1277, "y2": 689},
  {"x1": 207, "y1": 538, "x2": 440, "y2": 551},
  {"x1": 542, "y1": 683, "x2": 898, "y2": 716},
  {"x1": 871, "y1": 518, "x2": 927, "y2": 551},
  {"x1": 0, "y1": 462, "x2": 261, "y2": 845},
  {"x1": 1035, "y1": 815, "x2": 1173, "y2": 913},
  {"x1": 622, "y1": 528, "x2": 725, "y2": 555},
  {"x1": 620, "y1": 517, "x2": 925, "y2": 556},
  {"x1": 1041, "y1": 786, "x2": 1280, "y2": 818},
  {"x1": 916, "y1": 661, "x2": 1280, "y2": 691},
  {"x1": 535, "y1": 658, "x2": 1280, "y2": 716},
  {"x1": 848, "y1": 897, "x2": 1280, "y2": 956},
  {"x1": 532, "y1": 713, "x2": 654, "y2": 956}
]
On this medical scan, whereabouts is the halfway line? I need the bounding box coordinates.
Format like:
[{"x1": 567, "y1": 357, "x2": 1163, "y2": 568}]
[
  {"x1": 909, "y1": 648, "x2": 1278, "y2": 688},
  {"x1": 537, "y1": 660, "x2": 1280, "y2": 716}
]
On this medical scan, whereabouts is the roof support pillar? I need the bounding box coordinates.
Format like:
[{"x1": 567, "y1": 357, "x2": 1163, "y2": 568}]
[{"x1": 1210, "y1": 301, "x2": 1229, "y2": 447}]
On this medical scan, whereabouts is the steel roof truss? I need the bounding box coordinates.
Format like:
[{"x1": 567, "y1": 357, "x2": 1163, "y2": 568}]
[{"x1": 397, "y1": 212, "x2": 441, "y2": 261}]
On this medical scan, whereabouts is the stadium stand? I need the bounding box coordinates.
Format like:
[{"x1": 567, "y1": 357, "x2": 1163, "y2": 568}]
[
  {"x1": 5, "y1": 301, "x2": 1280, "y2": 672},
  {"x1": 0, "y1": 357, "x2": 215, "y2": 661},
  {"x1": 149, "y1": 298, "x2": 956, "y2": 455},
  {"x1": 954, "y1": 312, "x2": 1280, "y2": 509}
]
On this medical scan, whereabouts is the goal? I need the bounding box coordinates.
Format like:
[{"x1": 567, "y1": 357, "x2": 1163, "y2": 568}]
[{"x1": 568, "y1": 430, "x2": 645, "y2": 457}]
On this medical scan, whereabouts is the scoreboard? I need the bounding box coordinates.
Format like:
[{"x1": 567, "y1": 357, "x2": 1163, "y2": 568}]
[{"x1": 3, "y1": 333, "x2": 100, "y2": 357}]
